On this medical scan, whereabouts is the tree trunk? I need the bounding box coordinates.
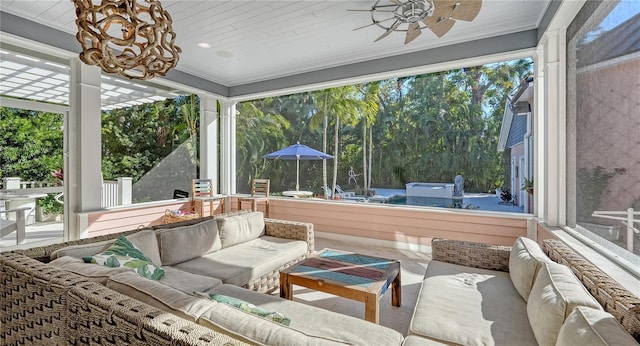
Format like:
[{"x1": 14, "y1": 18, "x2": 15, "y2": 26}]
[
  {"x1": 368, "y1": 123, "x2": 373, "y2": 191},
  {"x1": 362, "y1": 120, "x2": 367, "y2": 192},
  {"x1": 332, "y1": 117, "x2": 339, "y2": 198}
]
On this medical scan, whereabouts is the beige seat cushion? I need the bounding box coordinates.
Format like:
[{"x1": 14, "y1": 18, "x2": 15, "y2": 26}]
[
  {"x1": 50, "y1": 230, "x2": 162, "y2": 266},
  {"x1": 408, "y1": 260, "x2": 537, "y2": 346},
  {"x1": 557, "y1": 306, "x2": 638, "y2": 346},
  {"x1": 402, "y1": 335, "x2": 454, "y2": 345},
  {"x1": 106, "y1": 271, "x2": 216, "y2": 321},
  {"x1": 159, "y1": 266, "x2": 223, "y2": 293},
  {"x1": 527, "y1": 262, "x2": 602, "y2": 346},
  {"x1": 49, "y1": 256, "x2": 131, "y2": 284},
  {"x1": 173, "y1": 236, "x2": 307, "y2": 286},
  {"x1": 155, "y1": 218, "x2": 221, "y2": 266},
  {"x1": 216, "y1": 211, "x2": 265, "y2": 248},
  {"x1": 196, "y1": 284, "x2": 404, "y2": 346},
  {"x1": 509, "y1": 237, "x2": 552, "y2": 301}
]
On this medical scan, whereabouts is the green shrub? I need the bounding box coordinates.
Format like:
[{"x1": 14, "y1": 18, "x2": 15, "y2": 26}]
[{"x1": 37, "y1": 193, "x2": 64, "y2": 215}]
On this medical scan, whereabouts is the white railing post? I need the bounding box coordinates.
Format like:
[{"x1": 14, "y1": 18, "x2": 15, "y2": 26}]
[
  {"x1": 626, "y1": 208, "x2": 636, "y2": 252},
  {"x1": 3, "y1": 177, "x2": 21, "y2": 190},
  {"x1": 118, "y1": 177, "x2": 132, "y2": 205},
  {"x1": 592, "y1": 208, "x2": 640, "y2": 252}
]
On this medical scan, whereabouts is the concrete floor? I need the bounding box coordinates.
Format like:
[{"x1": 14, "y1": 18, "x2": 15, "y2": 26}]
[{"x1": 0, "y1": 220, "x2": 64, "y2": 250}]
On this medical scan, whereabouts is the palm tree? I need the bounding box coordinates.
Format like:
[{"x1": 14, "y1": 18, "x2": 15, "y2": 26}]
[
  {"x1": 311, "y1": 85, "x2": 370, "y2": 198},
  {"x1": 356, "y1": 83, "x2": 380, "y2": 193}
]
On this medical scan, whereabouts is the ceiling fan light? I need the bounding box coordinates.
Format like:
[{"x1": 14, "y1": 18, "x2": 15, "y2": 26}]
[
  {"x1": 356, "y1": 0, "x2": 482, "y2": 44},
  {"x1": 397, "y1": 0, "x2": 434, "y2": 23}
]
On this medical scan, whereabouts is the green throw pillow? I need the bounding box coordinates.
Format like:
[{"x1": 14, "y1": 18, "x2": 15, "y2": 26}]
[
  {"x1": 83, "y1": 235, "x2": 164, "y2": 280},
  {"x1": 194, "y1": 292, "x2": 291, "y2": 326}
]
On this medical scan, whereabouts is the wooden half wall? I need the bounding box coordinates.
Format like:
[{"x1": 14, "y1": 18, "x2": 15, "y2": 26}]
[
  {"x1": 78, "y1": 197, "x2": 530, "y2": 246},
  {"x1": 264, "y1": 198, "x2": 531, "y2": 247},
  {"x1": 77, "y1": 199, "x2": 223, "y2": 238}
]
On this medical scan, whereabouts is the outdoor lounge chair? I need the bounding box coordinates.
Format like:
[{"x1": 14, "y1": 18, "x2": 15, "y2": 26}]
[
  {"x1": 324, "y1": 185, "x2": 368, "y2": 202},
  {"x1": 335, "y1": 185, "x2": 356, "y2": 198}
]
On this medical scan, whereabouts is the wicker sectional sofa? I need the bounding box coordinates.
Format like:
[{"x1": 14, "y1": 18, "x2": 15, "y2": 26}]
[
  {"x1": 1, "y1": 211, "x2": 404, "y2": 345},
  {"x1": 405, "y1": 237, "x2": 640, "y2": 345}
]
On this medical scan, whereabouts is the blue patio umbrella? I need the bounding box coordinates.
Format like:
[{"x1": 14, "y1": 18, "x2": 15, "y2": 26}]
[{"x1": 263, "y1": 142, "x2": 333, "y2": 191}]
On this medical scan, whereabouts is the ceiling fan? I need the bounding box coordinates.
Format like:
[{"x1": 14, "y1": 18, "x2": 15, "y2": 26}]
[{"x1": 351, "y1": 0, "x2": 482, "y2": 44}]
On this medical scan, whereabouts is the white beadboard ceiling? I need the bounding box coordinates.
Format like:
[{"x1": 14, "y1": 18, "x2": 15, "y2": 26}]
[{"x1": 0, "y1": 0, "x2": 551, "y2": 87}]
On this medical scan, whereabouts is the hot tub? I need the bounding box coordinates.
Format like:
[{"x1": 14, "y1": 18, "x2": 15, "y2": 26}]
[{"x1": 405, "y1": 182, "x2": 455, "y2": 199}]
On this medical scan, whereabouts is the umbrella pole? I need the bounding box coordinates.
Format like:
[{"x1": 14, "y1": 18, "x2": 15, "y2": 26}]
[{"x1": 296, "y1": 157, "x2": 300, "y2": 191}]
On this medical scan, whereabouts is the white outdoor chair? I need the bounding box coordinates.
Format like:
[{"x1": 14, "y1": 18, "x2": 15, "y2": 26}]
[{"x1": 0, "y1": 207, "x2": 29, "y2": 245}]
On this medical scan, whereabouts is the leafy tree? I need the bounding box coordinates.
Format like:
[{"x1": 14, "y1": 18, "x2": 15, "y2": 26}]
[
  {"x1": 236, "y1": 100, "x2": 290, "y2": 192},
  {"x1": 0, "y1": 107, "x2": 63, "y2": 181},
  {"x1": 101, "y1": 96, "x2": 197, "y2": 182},
  {"x1": 234, "y1": 59, "x2": 533, "y2": 197}
]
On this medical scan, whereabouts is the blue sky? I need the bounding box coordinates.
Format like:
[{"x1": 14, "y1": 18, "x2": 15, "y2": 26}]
[{"x1": 600, "y1": 0, "x2": 640, "y2": 30}]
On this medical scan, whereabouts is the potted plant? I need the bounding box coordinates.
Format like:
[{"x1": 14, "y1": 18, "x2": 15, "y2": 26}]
[
  {"x1": 522, "y1": 177, "x2": 534, "y2": 194},
  {"x1": 36, "y1": 193, "x2": 64, "y2": 222}
]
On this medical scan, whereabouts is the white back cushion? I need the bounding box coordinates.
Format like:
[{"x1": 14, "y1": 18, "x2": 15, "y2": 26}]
[
  {"x1": 527, "y1": 262, "x2": 601, "y2": 346},
  {"x1": 509, "y1": 236, "x2": 551, "y2": 301},
  {"x1": 217, "y1": 212, "x2": 265, "y2": 248},
  {"x1": 557, "y1": 306, "x2": 638, "y2": 346},
  {"x1": 50, "y1": 230, "x2": 162, "y2": 266},
  {"x1": 156, "y1": 218, "x2": 221, "y2": 266}
]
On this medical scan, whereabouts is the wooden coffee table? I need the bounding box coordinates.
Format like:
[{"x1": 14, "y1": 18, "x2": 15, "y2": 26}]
[{"x1": 279, "y1": 249, "x2": 401, "y2": 324}]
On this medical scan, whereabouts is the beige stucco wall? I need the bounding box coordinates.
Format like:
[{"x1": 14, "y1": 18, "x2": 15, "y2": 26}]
[{"x1": 576, "y1": 59, "x2": 640, "y2": 212}]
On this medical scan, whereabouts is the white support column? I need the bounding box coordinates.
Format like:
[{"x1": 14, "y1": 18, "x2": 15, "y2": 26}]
[
  {"x1": 67, "y1": 58, "x2": 102, "y2": 240},
  {"x1": 229, "y1": 102, "x2": 237, "y2": 195},
  {"x1": 538, "y1": 29, "x2": 566, "y2": 227},
  {"x1": 219, "y1": 101, "x2": 237, "y2": 196},
  {"x1": 199, "y1": 94, "x2": 218, "y2": 181}
]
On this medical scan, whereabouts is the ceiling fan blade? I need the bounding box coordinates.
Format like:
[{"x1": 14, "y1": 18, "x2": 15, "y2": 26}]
[
  {"x1": 347, "y1": 9, "x2": 395, "y2": 12},
  {"x1": 424, "y1": 16, "x2": 455, "y2": 37},
  {"x1": 389, "y1": 0, "x2": 404, "y2": 5},
  {"x1": 353, "y1": 16, "x2": 397, "y2": 31},
  {"x1": 404, "y1": 23, "x2": 422, "y2": 44},
  {"x1": 451, "y1": 0, "x2": 482, "y2": 21},
  {"x1": 432, "y1": 0, "x2": 482, "y2": 22},
  {"x1": 375, "y1": 4, "x2": 403, "y2": 8},
  {"x1": 374, "y1": 20, "x2": 401, "y2": 42}
]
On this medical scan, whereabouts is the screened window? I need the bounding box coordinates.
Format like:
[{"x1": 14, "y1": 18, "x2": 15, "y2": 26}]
[{"x1": 566, "y1": 0, "x2": 640, "y2": 265}]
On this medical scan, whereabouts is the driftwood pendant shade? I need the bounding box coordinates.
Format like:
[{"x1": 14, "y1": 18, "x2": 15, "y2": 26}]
[{"x1": 73, "y1": 0, "x2": 181, "y2": 80}]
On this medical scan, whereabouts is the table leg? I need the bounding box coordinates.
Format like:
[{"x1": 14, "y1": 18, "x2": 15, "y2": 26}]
[
  {"x1": 392, "y1": 269, "x2": 401, "y2": 307},
  {"x1": 364, "y1": 292, "x2": 380, "y2": 324},
  {"x1": 280, "y1": 273, "x2": 292, "y2": 300}
]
